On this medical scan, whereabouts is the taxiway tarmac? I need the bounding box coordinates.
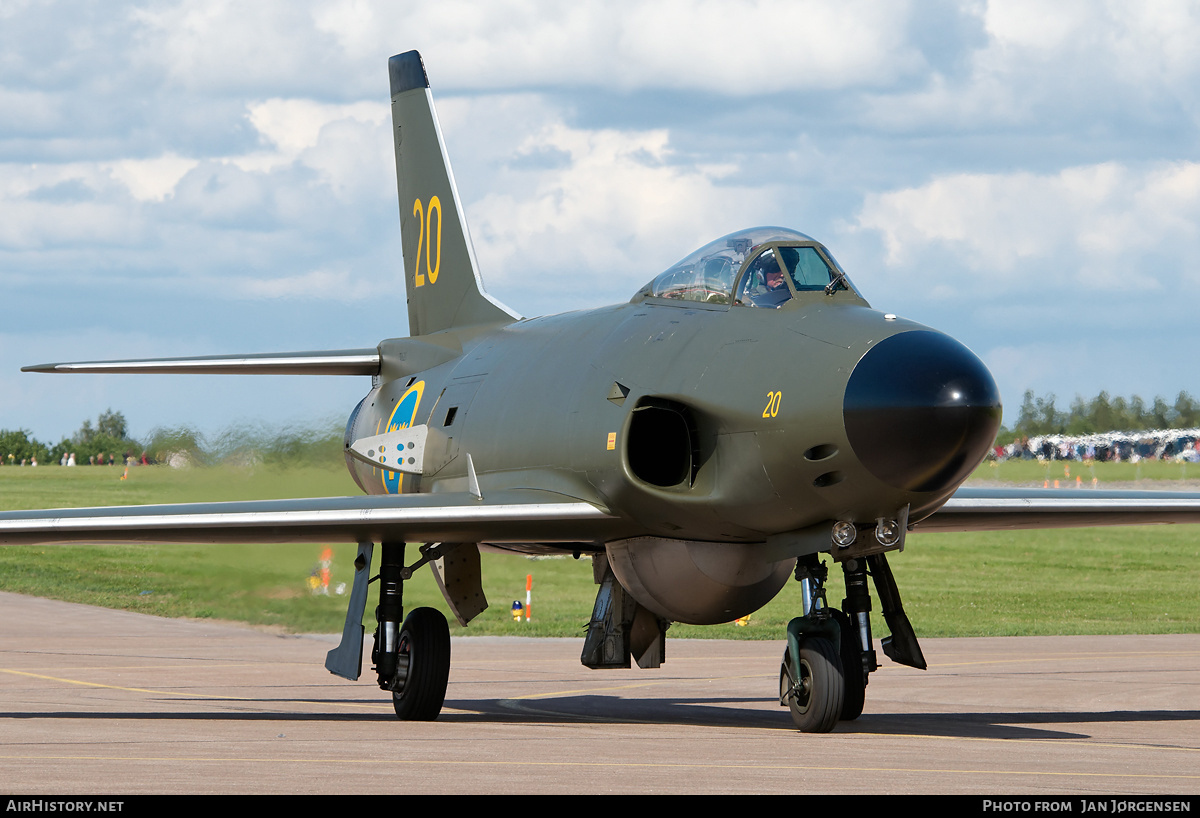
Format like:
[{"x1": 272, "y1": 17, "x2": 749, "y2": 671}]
[{"x1": 1, "y1": 591, "x2": 1198, "y2": 795}]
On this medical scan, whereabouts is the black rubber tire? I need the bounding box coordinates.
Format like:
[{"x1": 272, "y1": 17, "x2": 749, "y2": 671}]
[
  {"x1": 780, "y1": 637, "x2": 844, "y2": 733},
  {"x1": 831, "y1": 609, "x2": 866, "y2": 721},
  {"x1": 391, "y1": 607, "x2": 451, "y2": 721}
]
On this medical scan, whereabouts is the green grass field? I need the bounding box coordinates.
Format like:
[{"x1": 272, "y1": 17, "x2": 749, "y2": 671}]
[
  {"x1": 980, "y1": 456, "x2": 1200, "y2": 485},
  {"x1": 1, "y1": 461, "x2": 1198, "y2": 638}
]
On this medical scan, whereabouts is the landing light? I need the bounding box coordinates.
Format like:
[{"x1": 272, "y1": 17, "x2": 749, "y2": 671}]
[
  {"x1": 875, "y1": 518, "x2": 901, "y2": 546},
  {"x1": 832, "y1": 521, "x2": 857, "y2": 548}
]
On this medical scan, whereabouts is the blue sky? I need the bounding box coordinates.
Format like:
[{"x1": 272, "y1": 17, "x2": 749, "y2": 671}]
[{"x1": 3, "y1": 0, "x2": 1199, "y2": 443}]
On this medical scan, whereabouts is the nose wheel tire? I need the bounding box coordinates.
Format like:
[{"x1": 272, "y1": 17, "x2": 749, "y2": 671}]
[
  {"x1": 780, "y1": 636, "x2": 844, "y2": 733},
  {"x1": 391, "y1": 607, "x2": 451, "y2": 721}
]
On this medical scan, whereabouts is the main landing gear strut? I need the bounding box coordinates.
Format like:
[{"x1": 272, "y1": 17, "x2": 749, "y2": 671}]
[
  {"x1": 321, "y1": 540, "x2": 453, "y2": 720},
  {"x1": 373, "y1": 542, "x2": 452, "y2": 720},
  {"x1": 326, "y1": 539, "x2": 487, "y2": 720},
  {"x1": 780, "y1": 551, "x2": 926, "y2": 732}
]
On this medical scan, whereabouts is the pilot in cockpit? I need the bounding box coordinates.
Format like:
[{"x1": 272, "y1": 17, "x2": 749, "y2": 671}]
[{"x1": 739, "y1": 249, "x2": 792, "y2": 308}]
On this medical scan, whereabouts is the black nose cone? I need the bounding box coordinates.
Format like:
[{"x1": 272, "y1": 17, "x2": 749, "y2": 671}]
[{"x1": 844, "y1": 330, "x2": 1001, "y2": 493}]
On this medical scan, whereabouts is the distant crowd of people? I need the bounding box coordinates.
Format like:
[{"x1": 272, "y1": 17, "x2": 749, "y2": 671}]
[
  {"x1": 3, "y1": 452, "x2": 150, "y2": 467},
  {"x1": 995, "y1": 429, "x2": 1200, "y2": 463}
]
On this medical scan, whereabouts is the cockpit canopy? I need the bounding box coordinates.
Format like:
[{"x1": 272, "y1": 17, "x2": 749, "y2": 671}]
[{"x1": 636, "y1": 227, "x2": 856, "y2": 308}]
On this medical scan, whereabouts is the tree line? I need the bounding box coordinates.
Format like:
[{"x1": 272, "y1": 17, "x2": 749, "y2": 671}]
[
  {"x1": 0, "y1": 409, "x2": 343, "y2": 468},
  {"x1": 1001, "y1": 390, "x2": 1200, "y2": 443},
  {"x1": 1, "y1": 409, "x2": 139, "y2": 466}
]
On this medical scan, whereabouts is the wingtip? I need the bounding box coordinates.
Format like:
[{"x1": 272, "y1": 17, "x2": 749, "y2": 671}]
[{"x1": 389, "y1": 50, "x2": 428, "y2": 97}]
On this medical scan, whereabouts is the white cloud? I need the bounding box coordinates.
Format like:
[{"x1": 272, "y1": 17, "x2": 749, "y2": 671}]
[
  {"x1": 856, "y1": 160, "x2": 1200, "y2": 292},
  {"x1": 111, "y1": 0, "x2": 1200, "y2": 118},
  {"x1": 230, "y1": 267, "x2": 375, "y2": 301},
  {"x1": 984, "y1": 0, "x2": 1200, "y2": 80},
  {"x1": 615, "y1": 0, "x2": 923, "y2": 93},
  {"x1": 243, "y1": 98, "x2": 387, "y2": 164},
  {"x1": 108, "y1": 154, "x2": 199, "y2": 202},
  {"x1": 312, "y1": 0, "x2": 379, "y2": 56},
  {"x1": 0, "y1": 88, "x2": 62, "y2": 134},
  {"x1": 460, "y1": 110, "x2": 777, "y2": 306},
  {"x1": 286, "y1": 112, "x2": 392, "y2": 200},
  {"x1": 128, "y1": 1, "x2": 348, "y2": 94},
  {"x1": 225, "y1": 98, "x2": 392, "y2": 201},
  {"x1": 403, "y1": 0, "x2": 927, "y2": 94},
  {"x1": 983, "y1": 0, "x2": 1089, "y2": 51},
  {"x1": 0, "y1": 93, "x2": 393, "y2": 286},
  {"x1": 0, "y1": 200, "x2": 140, "y2": 251},
  {"x1": 126, "y1": 0, "x2": 933, "y2": 96},
  {"x1": 0, "y1": 162, "x2": 143, "y2": 250},
  {"x1": 859, "y1": 1, "x2": 1200, "y2": 133}
]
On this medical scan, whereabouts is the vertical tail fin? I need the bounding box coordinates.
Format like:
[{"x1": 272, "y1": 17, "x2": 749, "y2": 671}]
[{"x1": 389, "y1": 51, "x2": 518, "y2": 337}]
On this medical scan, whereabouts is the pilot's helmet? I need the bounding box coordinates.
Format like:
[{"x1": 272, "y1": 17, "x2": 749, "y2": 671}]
[{"x1": 750, "y1": 249, "x2": 783, "y2": 287}]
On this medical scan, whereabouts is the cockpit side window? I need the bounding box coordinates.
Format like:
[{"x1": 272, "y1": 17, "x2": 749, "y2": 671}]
[
  {"x1": 638, "y1": 246, "x2": 745, "y2": 305},
  {"x1": 644, "y1": 257, "x2": 734, "y2": 304}
]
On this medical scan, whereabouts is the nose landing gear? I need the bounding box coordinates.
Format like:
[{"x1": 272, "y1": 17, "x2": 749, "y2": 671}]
[
  {"x1": 780, "y1": 557, "x2": 844, "y2": 732},
  {"x1": 781, "y1": 551, "x2": 920, "y2": 732}
]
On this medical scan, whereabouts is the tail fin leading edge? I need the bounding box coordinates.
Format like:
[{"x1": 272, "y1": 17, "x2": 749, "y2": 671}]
[{"x1": 389, "y1": 51, "x2": 518, "y2": 338}]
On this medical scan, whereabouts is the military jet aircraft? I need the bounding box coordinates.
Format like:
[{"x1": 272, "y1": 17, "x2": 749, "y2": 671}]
[{"x1": 5, "y1": 51, "x2": 1200, "y2": 732}]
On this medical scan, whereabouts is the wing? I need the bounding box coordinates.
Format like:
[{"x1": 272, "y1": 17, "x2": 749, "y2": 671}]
[
  {"x1": 7, "y1": 482, "x2": 1198, "y2": 545},
  {"x1": 0, "y1": 489, "x2": 623, "y2": 546},
  {"x1": 920, "y1": 486, "x2": 1200, "y2": 532}
]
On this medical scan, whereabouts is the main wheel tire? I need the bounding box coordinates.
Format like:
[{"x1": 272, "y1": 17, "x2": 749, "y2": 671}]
[
  {"x1": 831, "y1": 610, "x2": 866, "y2": 721},
  {"x1": 780, "y1": 637, "x2": 844, "y2": 733},
  {"x1": 391, "y1": 607, "x2": 451, "y2": 721}
]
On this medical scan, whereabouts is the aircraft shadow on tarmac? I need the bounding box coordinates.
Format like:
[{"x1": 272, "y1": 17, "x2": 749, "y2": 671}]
[
  {"x1": 835, "y1": 709, "x2": 1200, "y2": 740},
  {"x1": 3, "y1": 699, "x2": 1196, "y2": 741},
  {"x1": 0, "y1": 709, "x2": 388, "y2": 722},
  {"x1": 447, "y1": 697, "x2": 1200, "y2": 741}
]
